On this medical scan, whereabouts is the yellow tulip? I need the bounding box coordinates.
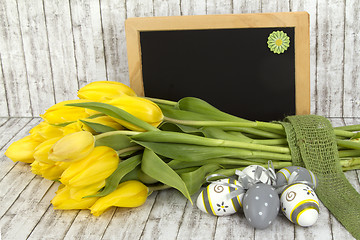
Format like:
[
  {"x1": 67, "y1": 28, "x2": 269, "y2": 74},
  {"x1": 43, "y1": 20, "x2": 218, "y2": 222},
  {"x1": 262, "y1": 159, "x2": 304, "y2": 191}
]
[
  {"x1": 78, "y1": 81, "x2": 137, "y2": 101},
  {"x1": 60, "y1": 146, "x2": 119, "y2": 188},
  {"x1": 30, "y1": 121, "x2": 63, "y2": 141},
  {"x1": 51, "y1": 184, "x2": 98, "y2": 210},
  {"x1": 34, "y1": 137, "x2": 62, "y2": 164},
  {"x1": 40, "y1": 99, "x2": 94, "y2": 125},
  {"x1": 68, "y1": 180, "x2": 106, "y2": 201},
  {"x1": 5, "y1": 136, "x2": 42, "y2": 163},
  {"x1": 105, "y1": 96, "x2": 163, "y2": 131},
  {"x1": 89, "y1": 180, "x2": 148, "y2": 216},
  {"x1": 30, "y1": 160, "x2": 70, "y2": 180},
  {"x1": 48, "y1": 131, "x2": 95, "y2": 162}
]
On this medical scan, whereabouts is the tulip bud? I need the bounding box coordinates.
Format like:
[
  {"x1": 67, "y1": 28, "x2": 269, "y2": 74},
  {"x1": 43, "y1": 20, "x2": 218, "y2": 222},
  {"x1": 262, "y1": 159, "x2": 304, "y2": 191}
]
[
  {"x1": 34, "y1": 137, "x2": 62, "y2": 164},
  {"x1": 78, "y1": 81, "x2": 137, "y2": 101},
  {"x1": 41, "y1": 99, "x2": 94, "y2": 125},
  {"x1": 51, "y1": 184, "x2": 98, "y2": 210},
  {"x1": 89, "y1": 180, "x2": 148, "y2": 216},
  {"x1": 105, "y1": 96, "x2": 163, "y2": 131},
  {"x1": 30, "y1": 121, "x2": 63, "y2": 141},
  {"x1": 48, "y1": 131, "x2": 95, "y2": 162},
  {"x1": 5, "y1": 136, "x2": 42, "y2": 163},
  {"x1": 60, "y1": 146, "x2": 119, "y2": 188},
  {"x1": 31, "y1": 160, "x2": 70, "y2": 180}
]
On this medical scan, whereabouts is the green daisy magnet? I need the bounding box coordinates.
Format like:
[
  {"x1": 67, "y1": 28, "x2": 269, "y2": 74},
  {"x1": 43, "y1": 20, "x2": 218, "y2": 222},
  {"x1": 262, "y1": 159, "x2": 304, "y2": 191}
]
[{"x1": 267, "y1": 31, "x2": 290, "y2": 54}]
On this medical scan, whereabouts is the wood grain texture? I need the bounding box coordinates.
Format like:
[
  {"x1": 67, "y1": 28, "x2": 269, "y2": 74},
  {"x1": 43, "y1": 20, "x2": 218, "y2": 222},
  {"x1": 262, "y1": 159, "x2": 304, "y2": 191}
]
[
  {"x1": 17, "y1": 0, "x2": 56, "y2": 116},
  {"x1": 290, "y1": 0, "x2": 318, "y2": 115},
  {"x1": 153, "y1": 0, "x2": 181, "y2": 16},
  {"x1": 316, "y1": 0, "x2": 345, "y2": 117},
  {"x1": 180, "y1": 0, "x2": 206, "y2": 15},
  {"x1": 43, "y1": 0, "x2": 79, "y2": 103},
  {"x1": 343, "y1": 0, "x2": 360, "y2": 117},
  {"x1": 69, "y1": 0, "x2": 107, "y2": 88},
  {"x1": 0, "y1": 0, "x2": 32, "y2": 117},
  {"x1": 233, "y1": 0, "x2": 262, "y2": 14},
  {"x1": 206, "y1": 0, "x2": 233, "y2": 14},
  {"x1": 100, "y1": 0, "x2": 129, "y2": 85},
  {"x1": 261, "y1": 0, "x2": 290, "y2": 12},
  {"x1": 0, "y1": 55, "x2": 9, "y2": 117}
]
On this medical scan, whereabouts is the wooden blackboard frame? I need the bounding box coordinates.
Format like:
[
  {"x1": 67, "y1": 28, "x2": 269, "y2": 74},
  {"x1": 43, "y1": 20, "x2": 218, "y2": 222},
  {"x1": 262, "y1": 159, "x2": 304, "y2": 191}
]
[{"x1": 125, "y1": 12, "x2": 310, "y2": 115}]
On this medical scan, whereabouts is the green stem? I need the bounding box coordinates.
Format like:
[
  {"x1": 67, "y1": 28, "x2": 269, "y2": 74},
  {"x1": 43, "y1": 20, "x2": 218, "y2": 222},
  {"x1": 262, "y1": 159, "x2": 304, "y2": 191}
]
[
  {"x1": 163, "y1": 117, "x2": 284, "y2": 131},
  {"x1": 339, "y1": 157, "x2": 360, "y2": 168},
  {"x1": 335, "y1": 124, "x2": 360, "y2": 132},
  {"x1": 131, "y1": 131, "x2": 291, "y2": 154},
  {"x1": 116, "y1": 146, "x2": 144, "y2": 155},
  {"x1": 337, "y1": 139, "x2": 360, "y2": 150},
  {"x1": 338, "y1": 149, "x2": 360, "y2": 158},
  {"x1": 95, "y1": 130, "x2": 141, "y2": 140},
  {"x1": 144, "y1": 97, "x2": 177, "y2": 106},
  {"x1": 334, "y1": 129, "x2": 356, "y2": 138}
]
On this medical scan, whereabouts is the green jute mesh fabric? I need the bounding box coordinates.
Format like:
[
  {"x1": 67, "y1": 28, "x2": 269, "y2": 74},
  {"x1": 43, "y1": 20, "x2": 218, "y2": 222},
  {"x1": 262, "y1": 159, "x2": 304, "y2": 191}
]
[{"x1": 281, "y1": 115, "x2": 360, "y2": 240}]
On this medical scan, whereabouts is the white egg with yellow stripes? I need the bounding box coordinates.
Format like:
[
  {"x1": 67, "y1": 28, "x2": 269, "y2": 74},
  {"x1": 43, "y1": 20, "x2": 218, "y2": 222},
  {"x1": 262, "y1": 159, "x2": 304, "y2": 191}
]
[
  {"x1": 196, "y1": 178, "x2": 243, "y2": 216},
  {"x1": 280, "y1": 183, "x2": 320, "y2": 227}
]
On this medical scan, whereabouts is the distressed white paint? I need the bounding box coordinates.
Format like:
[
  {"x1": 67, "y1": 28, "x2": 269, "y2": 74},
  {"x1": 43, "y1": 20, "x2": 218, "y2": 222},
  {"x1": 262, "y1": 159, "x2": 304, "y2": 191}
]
[
  {"x1": 0, "y1": 56, "x2": 9, "y2": 117},
  {"x1": 1, "y1": 0, "x2": 360, "y2": 239},
  {"x1": 343, "y1": 0, "x2": 360, "y2": 117},
  {"x1": 17, "y1": 0, "x2": 56, "y2": 116},
  {"x1": 100, "y1": 0, "x2": 129, "y2": 85},
  {"x1": 290, "y1": 0, "x2": 318, "y2": 115},
  {"x1": 70, "y1": 0, "x2": 107, "y2": 88},
  {"x1": 180, "y1": 0, "x2": 207, "y2": 15},
  {"x1": 43, "y1": 0, "x2": 79, "y2": 103},
  {"x1": 0, "y1": 0, "x2": 32, "y2": 117},
  {"x1": 316, "y1": 0, "x2": 345, "y2": 117}
]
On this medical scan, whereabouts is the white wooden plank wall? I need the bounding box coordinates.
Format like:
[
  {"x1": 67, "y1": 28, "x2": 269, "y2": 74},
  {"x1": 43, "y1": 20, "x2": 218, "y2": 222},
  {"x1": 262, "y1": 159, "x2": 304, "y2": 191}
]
[{"x1": 0, "y1": 0, "x2": 359, "y2": 118}]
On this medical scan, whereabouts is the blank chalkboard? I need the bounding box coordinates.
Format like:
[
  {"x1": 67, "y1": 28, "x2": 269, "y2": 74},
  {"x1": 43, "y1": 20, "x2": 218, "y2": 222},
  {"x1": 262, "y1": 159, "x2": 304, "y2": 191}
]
[{"x1": 125, "y1": 12, "x2": 310, "y2": 121}]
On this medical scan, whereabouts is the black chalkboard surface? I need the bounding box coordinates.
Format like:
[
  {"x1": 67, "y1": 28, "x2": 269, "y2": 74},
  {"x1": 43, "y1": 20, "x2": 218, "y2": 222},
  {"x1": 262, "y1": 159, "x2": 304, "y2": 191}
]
[
  {"x1": 140, "y1": 28, "x2": 295, "y2": 121},
  {"x1": 125, "y1": 12, "x2": 310, "y2": 121}
]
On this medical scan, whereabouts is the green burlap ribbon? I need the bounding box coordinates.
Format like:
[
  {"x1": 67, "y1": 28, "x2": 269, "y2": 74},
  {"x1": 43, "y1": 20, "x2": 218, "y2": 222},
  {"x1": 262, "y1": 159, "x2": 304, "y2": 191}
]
[{"x1": 281, "y1": 115, "x2": 360, "y2": 239}]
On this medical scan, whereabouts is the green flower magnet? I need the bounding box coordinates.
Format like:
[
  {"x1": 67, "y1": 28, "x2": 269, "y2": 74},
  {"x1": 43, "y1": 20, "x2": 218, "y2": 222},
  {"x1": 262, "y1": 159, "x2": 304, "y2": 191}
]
[{"x1": 267, "y1": 31, "x2": 290, "y2": 54}]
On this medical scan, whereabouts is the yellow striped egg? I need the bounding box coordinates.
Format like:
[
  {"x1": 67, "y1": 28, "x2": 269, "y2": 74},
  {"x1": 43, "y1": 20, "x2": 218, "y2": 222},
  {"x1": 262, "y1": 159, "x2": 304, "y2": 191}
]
[
  {"x1": 196, "y1": 178, "x2": 243, "y2": 216},
  {"x1": 275, "y1": 166, "x2": 318, "y2": 189},
  {"x1": 280, "y1": 183, "x2": 319, "y2": 227}
]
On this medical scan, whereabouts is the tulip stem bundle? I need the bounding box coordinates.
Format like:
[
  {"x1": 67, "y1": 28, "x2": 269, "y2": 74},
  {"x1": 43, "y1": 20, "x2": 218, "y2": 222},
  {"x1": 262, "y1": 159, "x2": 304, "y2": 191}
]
[{"x1": 5, "y1": 81, "x2": 360, "y2": 216}]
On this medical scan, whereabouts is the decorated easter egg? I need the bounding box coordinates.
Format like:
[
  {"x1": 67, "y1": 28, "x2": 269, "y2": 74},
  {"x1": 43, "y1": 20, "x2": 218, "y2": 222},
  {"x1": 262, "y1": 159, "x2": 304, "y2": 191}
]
[
  {"x1": 196, "y1": 178, "x2": 244, "y2": 216},
  {"x1": 242, "y1": 183, "x2": 280, "y2": 229},
  {"x1": 242, "y1": 165, "x2": 273, "y2": 185},
  {"x1": 280, "y1": 183, "x2": 319, "y2": 227},
  {"x1": 275, "y1": 166, "x2": 318, "y2": 189}
]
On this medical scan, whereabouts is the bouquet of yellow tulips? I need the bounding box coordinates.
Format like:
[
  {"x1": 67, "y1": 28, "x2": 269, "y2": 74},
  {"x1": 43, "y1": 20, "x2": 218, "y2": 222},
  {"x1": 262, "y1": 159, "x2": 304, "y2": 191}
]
[{"x1": 5, "y1": 81, "x2": 360, "y2": 216}]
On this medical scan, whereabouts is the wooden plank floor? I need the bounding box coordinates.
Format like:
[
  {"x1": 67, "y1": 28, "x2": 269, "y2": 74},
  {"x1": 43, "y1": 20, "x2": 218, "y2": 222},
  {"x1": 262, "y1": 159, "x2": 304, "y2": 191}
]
[{"x1": 1, "y1": 117, "x2": 359, "y2": 240}]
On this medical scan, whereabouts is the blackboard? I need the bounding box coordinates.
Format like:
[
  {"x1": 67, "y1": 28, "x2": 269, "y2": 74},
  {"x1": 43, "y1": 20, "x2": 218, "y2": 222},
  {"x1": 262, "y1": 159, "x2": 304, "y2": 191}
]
[{"x1": 125, "y1": 12, "x2": 310, "y2": 121}]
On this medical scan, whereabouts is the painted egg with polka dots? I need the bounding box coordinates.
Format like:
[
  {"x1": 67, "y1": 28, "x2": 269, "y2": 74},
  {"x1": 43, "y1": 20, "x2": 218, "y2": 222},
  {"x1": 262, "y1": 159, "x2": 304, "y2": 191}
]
[
  {"x1": 242, "y1": 165, "x2": 273, "y2": 185},
  {"x1": 196, "y1": 178, "x2": 244, "y2": 216},
  {"x1": 280, "y1": 183, "x2": 319, "y2": 227},
  {"x1": 275, "y1": 166, "x2": 318, "y2": 189},
  {"x1": 242, "y1": 183, "x2": 280, "y2": 229}
]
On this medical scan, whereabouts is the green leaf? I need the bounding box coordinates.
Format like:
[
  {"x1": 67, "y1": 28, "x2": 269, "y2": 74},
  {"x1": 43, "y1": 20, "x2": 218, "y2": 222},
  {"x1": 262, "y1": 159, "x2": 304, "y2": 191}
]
[
  {"x1": 80, "y1": 119, "x2": 117, "y2": 133},
  {"x1": 141, "y1": 148, "x2": 192, "y2": 203},
  {"x1": 176, "y1": 97, "x2": 250, "y2": 123},
  {"x1": 180, "y1": 163, "x2": 221, "y2": 195},
  {"x1": 66, "y1": 101, "x2": 159, "y2": 132},
  {"x1": 95, "y1": 134, "x2": 137, "y2": 151},
  {"x1": 86, "y1": 154, "x2": 142, "y2": 198}
]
